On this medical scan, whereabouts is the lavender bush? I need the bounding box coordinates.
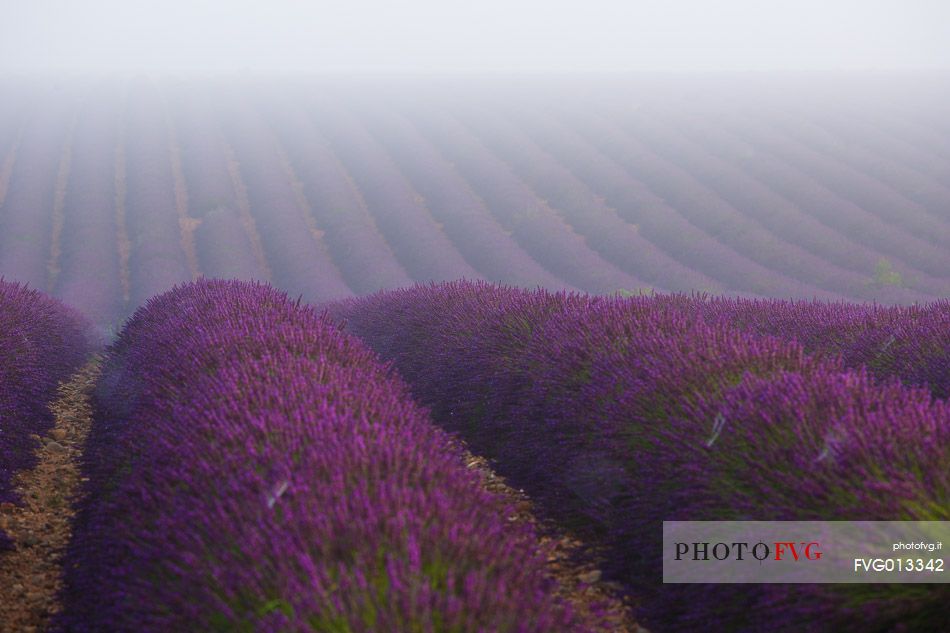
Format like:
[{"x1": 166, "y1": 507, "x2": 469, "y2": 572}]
[
  {"x1": 0, "y1": 279, "x2": 93, "y2": 549},
  {"x1": 58, "y1": 279, "x2": 598, "y2": 632},
  {"x1": 333, "y1": 281, "x2": 949, "y2": 632},
  {"x1": 667, "y1": 295, "x2": 950, "y2": 398}
]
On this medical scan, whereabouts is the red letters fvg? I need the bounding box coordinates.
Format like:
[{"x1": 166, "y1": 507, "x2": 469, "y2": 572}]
[{"x1": 773, "y1": 541, "x2": 822, "y2": 561}]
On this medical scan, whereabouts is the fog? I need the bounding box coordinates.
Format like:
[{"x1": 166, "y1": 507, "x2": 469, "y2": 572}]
[
  {"x1": 1, "y1": 1, "x2": 950, "y2": 326},
  {"x1": 2, "y1": 0, "x2": 949, "y2": 74}
]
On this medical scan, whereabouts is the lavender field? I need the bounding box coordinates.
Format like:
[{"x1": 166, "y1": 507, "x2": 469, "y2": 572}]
[
  {"x1": 2, "y1": 76, "x2": 950, "y2": 332},
  {"x1": 0, "y1": 72, "x2": 948, "y2": 633}
]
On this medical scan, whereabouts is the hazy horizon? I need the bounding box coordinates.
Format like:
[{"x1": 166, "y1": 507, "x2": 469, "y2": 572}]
[{"x1": 3, "y1": 0, "x2": 950, "y2": 74}]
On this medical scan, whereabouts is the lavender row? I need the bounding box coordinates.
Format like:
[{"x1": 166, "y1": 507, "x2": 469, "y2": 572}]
[
  {"x1": 663, "y1": 294, "x2": 950, "y2": 399},
  {"x1": 659, "y1": 104, "x2": 950, "y2": 297},
  {"x1": 58, "y1": 279, "x2": 600, "y2": 632},
  {"x1": 255, "y1": 91, "x2": 414, "y2": 294},
  {"x1": 340, "y1": 99, "x2": 574, "y2": 292},
  {"x1": 0, "y1": 80, "x2": 32, "y2": 162},
  {"x1": 0, "y1": 279, "x2": 93, "y2": 549},
  {"x1": 711, "y1": 107, "x2": 950, "y2": 277},
  {"x1": 852, "y1": 107, "x2": 950, "y2": 185},
  {"x1": 0, "y1": 88, "x2": 79, "y2": 291},
  {"x1": 122, "y1": 80, "x2": 192, "y2": 307},
  {"x1": 400, "y1": 103, "x2": 645, "y2": 294},
  {"x1": 55, "y1": 86, "x2": 128, "y2": 332},
  {"x1": 215, "y1": 90, "x2": 354, "y2": 303},
  {"x1": 163, "y1": 85, "x2": 271, "y2": 282},
  {"x1": 766, "y1": 106, "x2": 950, "y2": 224},
  {"x1": 551, "y1": 106, "x2": 842, "y2": 301},
  {"x1": 612, "y1": 106, "x2": 932, "y2": 302},
  {"x1": 332, "y1": 281, "x2": 949, "y2": 632},
  {"x1": 506, "y1": 106, "x2": 822, "y2": 298},
  {"x1": 734, "y1": 108, "x2": 950, "y2": 250},
  {"x1": 457, "y1": 105, "x2": 726, "y2": 294},
  {"x1": 307, "y1": 101, "x2": 482, "y2": 284}
]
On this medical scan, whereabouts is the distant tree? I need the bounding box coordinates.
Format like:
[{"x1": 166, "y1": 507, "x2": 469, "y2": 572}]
[
  {"x1": 872, "y1": 258, "x2": 903, "y2": 287},
  {"x1": 616, "y1": 287, "x2": 654, "y2": 297}
]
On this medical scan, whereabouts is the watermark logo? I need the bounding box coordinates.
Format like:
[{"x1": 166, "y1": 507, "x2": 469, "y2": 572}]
[
  {"x1": 674, "y1": 540, "x2": 823, "y2": 562},
  {"x1": 664, "y1": 521, "x2": 947, "y2": 583}
]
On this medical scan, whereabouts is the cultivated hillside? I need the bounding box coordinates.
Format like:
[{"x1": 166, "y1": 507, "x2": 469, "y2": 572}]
[{"x1": 1, "y1": 73, "x2": 949, "y2": 330}]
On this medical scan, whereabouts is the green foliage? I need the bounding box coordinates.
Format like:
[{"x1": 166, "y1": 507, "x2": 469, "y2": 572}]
[
  {"x1": 257, "y1": 598, "x2": 295, "y2": 619},
  {"x1": 872, "y1": 258, "x2": 903, "y2": 287},
  {"x1": 616, "y1": 287, "x2": 654, "y2": 297}
]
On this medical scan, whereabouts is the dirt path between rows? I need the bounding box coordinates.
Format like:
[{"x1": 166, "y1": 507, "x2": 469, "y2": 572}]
[
  {"x1": 0, "y1": 358, "x2": 642, "y2": 632},
  {"x1": 0, "y1": 359, "x2": 100, "y2": 633},
  {"x1": 461, "y1": 449, "x2": 644, "y2": 632}
]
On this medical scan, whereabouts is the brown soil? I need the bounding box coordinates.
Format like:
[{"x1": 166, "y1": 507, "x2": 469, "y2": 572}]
[
  {"x1": 461, "y1": 449, "x2": 646, "y2": 632},
  {"x1": 0, "y1": 360, "x2": 100, "y2": 633}
]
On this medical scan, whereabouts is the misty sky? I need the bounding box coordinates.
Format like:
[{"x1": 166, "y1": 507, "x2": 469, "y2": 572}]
[{"x1": 2, "y1": 0, "x2": 949, "y2": 73}]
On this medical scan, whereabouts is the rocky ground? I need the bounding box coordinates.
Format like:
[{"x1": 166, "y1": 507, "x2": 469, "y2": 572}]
[{"x1": 0, "y1": 360, "x2": 100, "y2": 633}]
